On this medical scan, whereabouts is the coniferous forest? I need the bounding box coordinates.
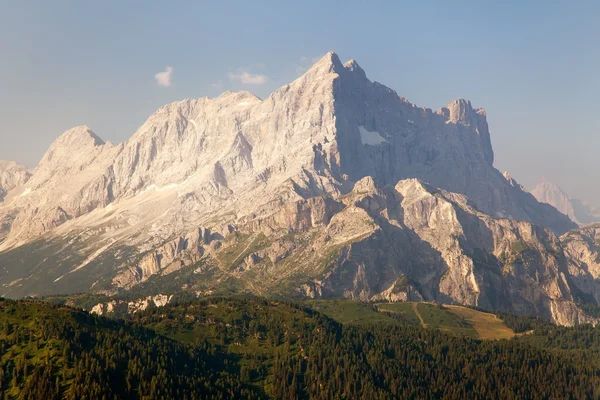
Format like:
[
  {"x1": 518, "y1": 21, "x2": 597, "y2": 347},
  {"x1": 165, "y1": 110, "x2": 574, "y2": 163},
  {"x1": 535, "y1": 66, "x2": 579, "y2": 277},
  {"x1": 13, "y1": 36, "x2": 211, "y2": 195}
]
[{"x1": 0, "y1": 297, "x2": 598, "y2": 399}]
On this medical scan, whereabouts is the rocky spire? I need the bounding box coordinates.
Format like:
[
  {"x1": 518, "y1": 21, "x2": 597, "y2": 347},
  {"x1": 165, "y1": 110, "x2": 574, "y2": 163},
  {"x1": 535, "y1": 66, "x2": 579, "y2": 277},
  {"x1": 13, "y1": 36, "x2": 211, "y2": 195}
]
[
  {"x1": 343, "y1": 59, "x2": 367, "y2": 79},
  {"x1": 303, "y1": 51, "x2": 344, "y2": 77}
]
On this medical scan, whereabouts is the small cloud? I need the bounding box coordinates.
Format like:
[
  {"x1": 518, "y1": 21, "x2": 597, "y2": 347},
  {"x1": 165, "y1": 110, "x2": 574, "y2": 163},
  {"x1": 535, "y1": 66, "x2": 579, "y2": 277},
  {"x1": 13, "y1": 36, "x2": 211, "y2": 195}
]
[
  {"x1": 228, "y1": 70, "x2": 268, "y2": 85},
  {"x1": 154, "y1": 66, "x2": 173, "y2": 87},
  {"x1": 210, "y1": 81, "x2": 224, "y2": 90}
]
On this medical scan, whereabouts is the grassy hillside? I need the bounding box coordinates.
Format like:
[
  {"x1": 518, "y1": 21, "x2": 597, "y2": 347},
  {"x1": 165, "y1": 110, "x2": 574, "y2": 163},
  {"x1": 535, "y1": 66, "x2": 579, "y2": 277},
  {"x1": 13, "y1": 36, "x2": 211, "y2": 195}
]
[
  {"x1": 303, "y1": 299, "x2": 398, "y2": 325},
  {"x1": 445, "y1": 305, "x2": 515, "y2": 340},
  {"x1": 307, "y1": 300, "x2": 514, "y2": 340}
]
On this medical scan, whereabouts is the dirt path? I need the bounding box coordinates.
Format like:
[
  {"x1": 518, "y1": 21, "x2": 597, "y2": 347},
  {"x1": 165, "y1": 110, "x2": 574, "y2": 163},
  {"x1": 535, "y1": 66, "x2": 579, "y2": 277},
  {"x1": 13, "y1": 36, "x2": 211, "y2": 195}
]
[{"x1": 413, "y1": 303, "x2": 427, "y2": 328}]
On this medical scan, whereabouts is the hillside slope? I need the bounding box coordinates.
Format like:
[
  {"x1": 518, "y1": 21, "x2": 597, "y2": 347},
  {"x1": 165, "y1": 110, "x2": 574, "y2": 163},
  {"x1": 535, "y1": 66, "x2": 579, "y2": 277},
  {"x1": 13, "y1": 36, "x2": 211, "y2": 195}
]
[{"x1": 0, "y1": 297, "x2": 597, "y2": 399}]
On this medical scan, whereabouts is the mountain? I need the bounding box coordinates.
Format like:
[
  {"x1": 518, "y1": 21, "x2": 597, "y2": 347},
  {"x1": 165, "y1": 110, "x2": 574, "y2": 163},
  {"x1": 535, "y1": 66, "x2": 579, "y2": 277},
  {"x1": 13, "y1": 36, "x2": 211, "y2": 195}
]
[
  {"x1": 0, "y1": 51, "x2": 591, "y2": 324},
  {"x1": 531, "y1": 181, "x2": 600, "y2": 226}
]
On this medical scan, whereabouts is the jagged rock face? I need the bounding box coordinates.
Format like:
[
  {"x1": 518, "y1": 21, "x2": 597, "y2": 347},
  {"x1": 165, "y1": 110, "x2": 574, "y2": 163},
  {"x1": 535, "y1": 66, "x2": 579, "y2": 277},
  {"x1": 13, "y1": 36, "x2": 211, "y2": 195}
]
[
  {"x1": 561, "y1": 225, "x2": 600, "y2": 305},
  {"x1": 0, "y1": 161, "x2": 30, "y2": 202},
  {"x1": 0, "y1": 52, "x2": 589, "y2": 324},
  {"x1": 0, "y1": 161, "x2": 31, "y2": 245},
  {"x1": 90, "y1": 294, "x2": 173, "y2": 316},
  {"x1": 531, "y1": 181, "x2": 600, "y2": 226},
  {"x1": 286, "y1": 178, "x2": 590, "y2": 325},
  {"x1": 320, "y1": 54, "x2": 574, "y2": 235}
]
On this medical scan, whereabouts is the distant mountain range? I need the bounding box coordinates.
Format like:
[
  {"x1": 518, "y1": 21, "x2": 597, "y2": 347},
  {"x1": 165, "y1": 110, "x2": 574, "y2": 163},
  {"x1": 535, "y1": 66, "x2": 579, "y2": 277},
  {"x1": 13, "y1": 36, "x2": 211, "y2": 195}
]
[
  {"x1": 1, "y1": 52, "x2": 598, "y2": 325},
  {"x1": 531, "y1": 181, "x2": 600, "y2": 226}
]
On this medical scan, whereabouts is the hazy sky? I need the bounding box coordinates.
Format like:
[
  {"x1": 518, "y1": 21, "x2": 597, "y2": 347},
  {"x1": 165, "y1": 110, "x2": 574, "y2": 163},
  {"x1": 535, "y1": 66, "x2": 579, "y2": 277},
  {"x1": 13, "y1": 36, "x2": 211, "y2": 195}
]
[{"x1": 1, "y1": 1, "x2": 599, "y2": 201}]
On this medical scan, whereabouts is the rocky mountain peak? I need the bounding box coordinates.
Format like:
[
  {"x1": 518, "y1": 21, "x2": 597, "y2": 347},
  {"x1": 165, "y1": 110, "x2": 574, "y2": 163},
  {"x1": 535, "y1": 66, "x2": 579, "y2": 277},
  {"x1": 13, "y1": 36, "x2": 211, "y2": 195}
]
[
  {"x1": 432, "y1": 100, "x2": 493, "y2": 166},
  {"x1": 304, "y1": 51, "x2": 345, "y2": 77},
  {"x1": 436, "y1": 99, "x2": 477, "y2": 125},
  {"x1": 343, "y1": 59, "x2": 367, "y2": 79},
  {"x1": 531, "y1": 181, "x2": 600, "y2": 226},
  {"x1": 0, "y1": 51, "x2": 585, "y2": 322},
  {"x1": 37, "y1": 125, "x2": 106, "y2": 167},
  {"x1": 39, "y1": 125, "x2": 106, "y2": 155},
  {"x1": 533, "y1": 182, "x2": 569, "y2": 199},
  {"x1": 52, "y1": 125, "x2": 105, "y2": 147},
  {"x1": 447, "y1": 99, "x2": 474, "y2": 124},
  {"x1": 28, "y1": 125, "x2": 113, "y2": 191}
]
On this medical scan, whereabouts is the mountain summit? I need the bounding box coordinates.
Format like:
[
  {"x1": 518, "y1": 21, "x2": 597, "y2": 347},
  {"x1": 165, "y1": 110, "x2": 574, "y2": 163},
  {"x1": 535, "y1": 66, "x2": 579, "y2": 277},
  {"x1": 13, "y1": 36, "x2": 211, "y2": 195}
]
[
  {"x1": 0, "y1": 52, "x2": 595, "y2": 325},
  {"x1": 531, "y1": 181, "x2": 600, "y2": 226}
]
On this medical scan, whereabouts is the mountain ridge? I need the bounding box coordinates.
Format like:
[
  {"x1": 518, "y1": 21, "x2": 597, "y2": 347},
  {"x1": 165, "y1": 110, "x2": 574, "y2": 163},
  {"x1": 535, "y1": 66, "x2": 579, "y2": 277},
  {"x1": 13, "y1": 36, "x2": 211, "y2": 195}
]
[{"x1": 0, "y1": 51, "x2": 593, "y2": 325}]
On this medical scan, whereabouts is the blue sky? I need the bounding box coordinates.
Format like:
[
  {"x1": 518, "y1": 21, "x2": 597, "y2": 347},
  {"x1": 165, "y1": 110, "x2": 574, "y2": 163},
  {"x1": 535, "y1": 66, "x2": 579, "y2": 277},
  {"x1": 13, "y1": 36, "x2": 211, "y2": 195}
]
[{"x1": 1, "y1": 1, "x2": 599, "y2": 200}]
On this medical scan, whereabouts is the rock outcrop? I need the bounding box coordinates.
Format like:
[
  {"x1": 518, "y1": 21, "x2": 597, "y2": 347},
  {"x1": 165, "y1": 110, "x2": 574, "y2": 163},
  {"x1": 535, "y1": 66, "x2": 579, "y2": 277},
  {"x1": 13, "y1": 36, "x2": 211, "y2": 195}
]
[{"x1": 90, "y1": 294, "x2": 173, "y2": 316}]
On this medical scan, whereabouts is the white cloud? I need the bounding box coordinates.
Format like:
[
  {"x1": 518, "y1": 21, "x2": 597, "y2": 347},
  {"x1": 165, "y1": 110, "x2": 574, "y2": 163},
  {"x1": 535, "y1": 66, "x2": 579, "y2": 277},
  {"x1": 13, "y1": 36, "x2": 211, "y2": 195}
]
[
  {"x1": 210, "y1": 81, "x2": 224, "y2": 90},
  {"x1": 154, "y1": 66, "x2": 173, "y2": 87},
  {"x1": 228, "y1": 70, "x2": 268, "y2": 85}
]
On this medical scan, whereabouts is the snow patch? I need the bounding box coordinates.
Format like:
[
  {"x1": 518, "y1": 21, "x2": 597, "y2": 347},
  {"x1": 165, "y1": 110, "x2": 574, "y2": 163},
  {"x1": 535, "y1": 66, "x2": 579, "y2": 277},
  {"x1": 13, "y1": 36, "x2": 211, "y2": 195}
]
[
  {"x1": 358, "y1": 126, "x2": 388, "y2": 146},
  {"x1": 20, "y1": 188, "x2": 31, "y2": 197},
  {"x1": 238, "y1": 101, "x2": 250, "y2": 106}
]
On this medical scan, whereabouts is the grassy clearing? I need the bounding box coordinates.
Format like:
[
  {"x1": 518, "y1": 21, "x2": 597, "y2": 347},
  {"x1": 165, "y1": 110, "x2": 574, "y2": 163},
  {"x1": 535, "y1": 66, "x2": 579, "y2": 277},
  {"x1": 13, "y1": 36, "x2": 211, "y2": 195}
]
[
  {"x1": 376, "y1": 302, "x2": 515, "y2": 339},
  {"x1": 304, "y1": 299, "x2": 398, "y2": 325},
  {"x1": 414, "y1": 303, "x2": 479, "y2": 338},
  {"x1": 376, "y1": 302, "x2": 422, "y2": 325},
  {"x1": 308, "y1": 300, "x2": 515, "y2": 340},
  {"x1": 445, "y1": 305, "x2": 515, "y2": 340}
]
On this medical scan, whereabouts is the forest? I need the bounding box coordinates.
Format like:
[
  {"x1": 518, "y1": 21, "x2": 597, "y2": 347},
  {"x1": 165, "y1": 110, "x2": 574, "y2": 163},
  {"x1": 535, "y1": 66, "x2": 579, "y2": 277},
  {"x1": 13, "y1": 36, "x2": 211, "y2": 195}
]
[{"x1": 0, "y1": 296, "x2": 598, "y2": 399}]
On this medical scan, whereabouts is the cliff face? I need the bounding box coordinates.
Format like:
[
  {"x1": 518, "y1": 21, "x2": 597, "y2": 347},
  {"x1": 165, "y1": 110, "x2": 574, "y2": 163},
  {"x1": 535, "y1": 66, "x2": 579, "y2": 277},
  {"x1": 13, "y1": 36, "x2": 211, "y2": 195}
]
[
  {"x1": 561, "y1": 225, "x2": 600, "y2": 307},
  {"x1": 0, "y1": 52, "x2": 590, "y2": 324},
  {"x1": 239, "y1": 177, "x2": 589, "y2": 325}
]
